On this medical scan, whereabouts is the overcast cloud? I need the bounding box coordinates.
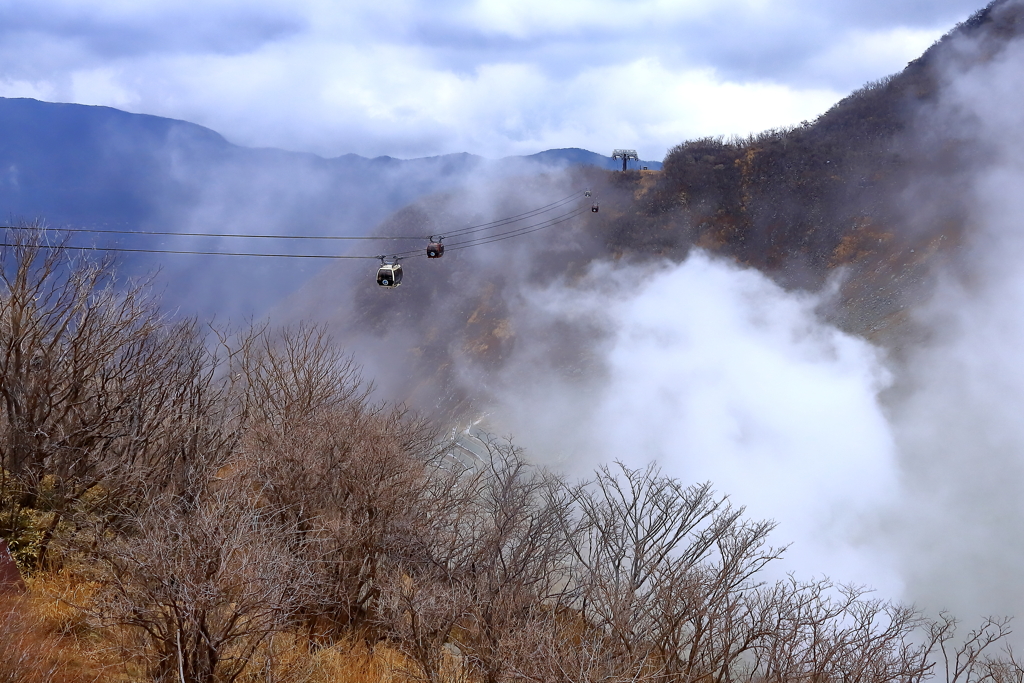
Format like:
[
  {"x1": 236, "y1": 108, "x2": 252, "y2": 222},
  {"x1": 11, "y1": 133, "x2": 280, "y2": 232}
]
[{"x1": 0, "y1": 0, "x2": 986, "y2": 159}]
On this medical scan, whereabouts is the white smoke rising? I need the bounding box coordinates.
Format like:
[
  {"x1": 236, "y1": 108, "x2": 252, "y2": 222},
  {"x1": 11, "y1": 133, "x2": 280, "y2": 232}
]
[
  {"x1": 469, "y1": 21, "x2": 1024, "y2": 619},
  {"x1": 271, "y1": 8, "x2": 1024, "y2": 620},
  {"x1": 881, "y1": 34, "x2": 1024, "y2": 621},
  {"x1": 483, "y1": 252, "x2": 903, "y2": 594}
]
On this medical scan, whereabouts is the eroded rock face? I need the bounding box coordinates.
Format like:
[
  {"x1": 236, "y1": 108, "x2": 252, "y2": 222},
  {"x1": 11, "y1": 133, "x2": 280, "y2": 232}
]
[{"x1": 0, "y1": 539, "x2": 25, "y2": 593}]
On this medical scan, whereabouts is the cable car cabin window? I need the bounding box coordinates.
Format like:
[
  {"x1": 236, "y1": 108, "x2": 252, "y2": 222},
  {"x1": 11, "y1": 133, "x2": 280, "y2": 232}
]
[{"x1": 377, "y1": 263, "x2": 403, "y2": 287}]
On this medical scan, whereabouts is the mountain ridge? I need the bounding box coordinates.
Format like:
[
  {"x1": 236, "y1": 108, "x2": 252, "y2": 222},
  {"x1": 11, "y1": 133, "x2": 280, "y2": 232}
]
[
  {"x1": 271, "y1": 0, "x2": 1024, "y2": 420},
  {"x1": 0, "y1": 96, "x2": 657, "y2": 318}
]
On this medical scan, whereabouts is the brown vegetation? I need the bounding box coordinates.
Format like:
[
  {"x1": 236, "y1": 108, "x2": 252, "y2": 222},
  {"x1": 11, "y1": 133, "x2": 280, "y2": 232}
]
[{"x1": 2, "y1": 228, "x2": 1024, "y2": 682}]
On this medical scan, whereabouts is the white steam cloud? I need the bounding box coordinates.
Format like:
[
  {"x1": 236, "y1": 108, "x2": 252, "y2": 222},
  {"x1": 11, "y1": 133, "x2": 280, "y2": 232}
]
[
  {"x1": 483, "y1": 253, "x2": 903, "y2": 595},
  {"x1": 263, "y1": 5, "x2": 1024, "y2": 623},
  {"x1": 882, "y1": 35, "x2": 1024, "y2": 621},
  {"x1": 477, "y1": 25, "x2": 1024, "y2": 620}
]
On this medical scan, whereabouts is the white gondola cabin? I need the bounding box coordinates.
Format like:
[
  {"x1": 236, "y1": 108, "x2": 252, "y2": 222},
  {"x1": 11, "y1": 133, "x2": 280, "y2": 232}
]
[{"x1": 377, "y1": 260, "x2": 403, "y2": 288}]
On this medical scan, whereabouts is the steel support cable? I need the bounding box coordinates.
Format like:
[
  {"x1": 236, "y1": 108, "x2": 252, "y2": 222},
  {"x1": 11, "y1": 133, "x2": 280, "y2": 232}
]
[
  {"x1": 444, "y1": 208, "x2": 587, "y2": 251},
  {"x1": 0, "y1": 206, "x2": 585, "y2": 261},
  {"x1": 443, "y1": 207, "x2": 587, "y2": 248},
  {"x1": 437, "y1": 191, "x2": 586, "y2": 239},
  {"x1": 0, "y1": 191, "x2": 587, "y2": 243},
  {"x1": 0, "y1": 226, "x2": 426, "y2": 240},
  {"x1": 0, "y1": 242, "x2": 377, "y2": 259},
  {"x1": 0, "y1": 192, "x2": 591, "y2": 260},
  {"x1": 382, "y1": 205, "x2": 588, "y2": 258}
]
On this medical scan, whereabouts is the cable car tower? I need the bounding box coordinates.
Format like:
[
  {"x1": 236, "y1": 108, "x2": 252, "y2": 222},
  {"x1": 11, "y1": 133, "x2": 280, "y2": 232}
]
[{"x1": 612, "y1": 149, "x2": 639, "y2": 172}]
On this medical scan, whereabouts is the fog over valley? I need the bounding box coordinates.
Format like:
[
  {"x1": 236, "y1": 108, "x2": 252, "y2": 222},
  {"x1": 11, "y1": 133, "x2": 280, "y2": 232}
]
[
  {"x1": 2, "y1": 1, "x2": 1024, "y2": 680},
  {"x1": 274, "y1": 0, "x2": 1024, "y2": 622}
]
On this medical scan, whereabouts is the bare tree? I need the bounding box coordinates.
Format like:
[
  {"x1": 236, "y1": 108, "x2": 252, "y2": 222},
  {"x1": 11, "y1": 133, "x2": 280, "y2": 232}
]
[
  {"x1": 449, "y1": 439, "x2": 575, "y2": 683},
  {"x1": 930, "y1": 614, "x2": 1022, "y2": 683},
  {"x1": 375, "y1": 448, "x2": 485, "y2": 683},
  {"x1": 559, "y1": 461, "x2": 781, "y2": 680},
  {"x1": 223, "y1": 322, "x2": 371, "y2": 430},
  {"x1": 646, "y1": 516, "x2": 781, "y2": 683},
  {"x1": 747, "y1": 579, "x2": 934, "y2": 683},
  {"x1": 0, "y1": 226, "x2": 230, "y2": 569},
  {"x1": 85, "y1": 486, "x2": 310, "y2": 683},
  {"x1": 241, "y1": 401, "x2": 436, "y2": 642},
  {"x1": 227, "y1": 323, "x2": 440, "y2": 641}
]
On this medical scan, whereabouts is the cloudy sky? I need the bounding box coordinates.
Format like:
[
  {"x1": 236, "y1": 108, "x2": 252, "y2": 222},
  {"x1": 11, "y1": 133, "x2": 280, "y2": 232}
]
[{"x1": 0, "y1": 0, "x2": 987, "y2": 160}]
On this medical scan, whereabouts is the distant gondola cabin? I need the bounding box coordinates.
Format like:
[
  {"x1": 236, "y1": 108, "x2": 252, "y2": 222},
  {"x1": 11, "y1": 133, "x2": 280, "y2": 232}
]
[
  {"x1": 427, "y1": 240, "x2": 445, "y2": 258},
  {"x1": 377, "y1": 262, "x2": 403, "y2": 288},
  {"x1": 591, "y1": 203, "x2": 599, "y2": 213}
]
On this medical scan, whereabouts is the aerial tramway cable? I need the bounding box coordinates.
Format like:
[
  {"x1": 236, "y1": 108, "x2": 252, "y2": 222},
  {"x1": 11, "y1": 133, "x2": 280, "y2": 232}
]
[
  {"x1": 0, "y1": 242, "x2": 376, "y2": 259},
  {"x1": 0, "y1": 190, "x2": 588, "y2": 245},
  {"x1": 0, "y1": 188, "x2": 597, "y2": 286},
  {"x1": 378, "y1": 205, "x2": 589, "y2": 260},
  {"x1": 436, "y1": 191, "x2": 585, "y2": 239},
  {"x1": 0, "y1": 227, "x2": 428, "y2": 241}
]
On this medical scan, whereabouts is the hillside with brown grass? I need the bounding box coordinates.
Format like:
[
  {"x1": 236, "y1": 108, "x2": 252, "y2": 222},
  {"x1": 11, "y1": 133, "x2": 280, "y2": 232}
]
[
  {"x1": 2, "y1": 229, "x2": 1021, "y2": 682},
  {"x1": 6, "y1": 1, "x2": 1024, "y2": 680}
]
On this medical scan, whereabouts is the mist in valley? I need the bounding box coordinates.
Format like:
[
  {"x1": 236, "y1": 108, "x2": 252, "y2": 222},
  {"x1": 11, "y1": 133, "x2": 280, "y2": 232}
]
[
  {"x1": 266, "y1": 0, "x2": 1024, "y2": 629},
  {"x1": 5, "y1": 1, "x2": 1024, "y2": 679}
]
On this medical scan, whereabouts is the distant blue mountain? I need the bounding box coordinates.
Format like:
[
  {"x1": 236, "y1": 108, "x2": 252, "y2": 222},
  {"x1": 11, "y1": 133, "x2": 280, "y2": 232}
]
[
  {"x1": 522, "y1": 147, "x2": 661, "y2": 171},
  {"x1": 0, "y1": 97, "x2": 659, "y2": 318}
]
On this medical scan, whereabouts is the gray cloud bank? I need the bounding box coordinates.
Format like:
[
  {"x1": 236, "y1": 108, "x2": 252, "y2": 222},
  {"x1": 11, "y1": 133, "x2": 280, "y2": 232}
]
[{"x1": 0, "y1": 0, "x2": 985, "y2": 159}]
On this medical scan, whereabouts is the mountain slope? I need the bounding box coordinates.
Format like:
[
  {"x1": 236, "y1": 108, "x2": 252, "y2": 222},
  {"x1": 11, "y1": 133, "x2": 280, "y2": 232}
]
[
  {"x1": 0, "y1": 97, "x2": 659, "y2": 319},
  {"x1": 278, "y1": 0, "x2": 1024, "y2": 419}
]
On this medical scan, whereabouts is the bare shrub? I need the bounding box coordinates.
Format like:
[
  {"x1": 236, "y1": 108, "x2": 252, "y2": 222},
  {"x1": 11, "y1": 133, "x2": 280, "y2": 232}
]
[
  {"x1": 224, "y1": 322, "x2": 371, "y2": 429},
  {"x1": 227, "y1": 324, "x2": 439, "y2": 641},
  {"x1": 554, "y1": 462, "x2": 781, "y2": 680},
  {"x1": 376, "y1": 438, "x2": 574, "y2": 683},
  {"x1": 929, "y1": 614, "x2": 1024, "y2": 683},
  {"x1": 241, "y1": 401, "x2": 435, "y2": 642},
  {"x1": 744, "y1": 578, "x2": 933, "y2": 683},
  {"x1": 448, "y1": 440, "x2": 574, "y2": 683},
  {"x1": 85, "y1": 487, "x2": 310, "y2": 683},
  {"x1": 0, "y1": 226, "x2": 230, "y2": 570}
]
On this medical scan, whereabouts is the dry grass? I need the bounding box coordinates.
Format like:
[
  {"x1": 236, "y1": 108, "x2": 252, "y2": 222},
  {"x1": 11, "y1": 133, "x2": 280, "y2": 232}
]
[
  {"x1": 5, "y1": 571, "x2": 472, "y2": 683},
  {"x1": 310, "y1": 641, "x2": 440, "y2": 683},
  {"x1": 237, "y1": 634, "x2": 470, "y2": 683},
  {"x1": 7, "y1": 571, "x2": 137, "y2": 683},
  {"x1": 0, "y1": 585, "x2": 98, "y2": 683}
]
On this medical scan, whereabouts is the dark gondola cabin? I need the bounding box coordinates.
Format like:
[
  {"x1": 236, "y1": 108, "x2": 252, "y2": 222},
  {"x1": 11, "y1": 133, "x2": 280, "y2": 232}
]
[
  {"x1": 591, "y1": 203, "x2": 599, "y2": 213},
  {"x1": 377, "y1": 262, "x2": 403, "y2": 288},
  {"x1": 427, "y1": 240, "x2": 445, "y2": 258},
  {"x1": 585, "y1": 189, "x2": 592, "y2": 197}
]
